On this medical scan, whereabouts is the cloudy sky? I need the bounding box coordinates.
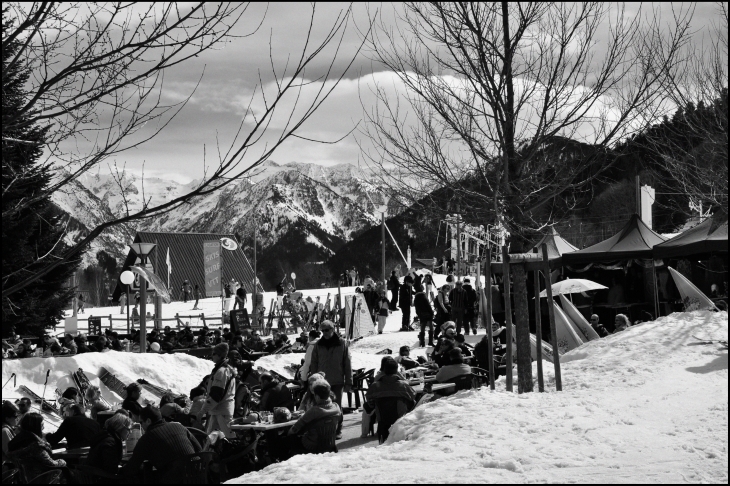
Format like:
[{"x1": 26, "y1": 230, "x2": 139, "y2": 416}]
[{"x1": 84, "y1": 2, "x2": 723, "y2": 183}]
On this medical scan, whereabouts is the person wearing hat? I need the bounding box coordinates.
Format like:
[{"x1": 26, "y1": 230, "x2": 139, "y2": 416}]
[
  {"x1": 387, "y1": 270, "x2": 401, "y2": 311},
  {"x1": 120, "y1": 405, "x2": 202, "y2": 481},
  {"x1": 198, "y1": 342, "x2": 236, "y2": 437},
  {"x1": 462, "y1": 277, "x2": 478, "y2": 335},
  {"x1": 310, "y1": 320, "x2": 352, "y2": 409}
]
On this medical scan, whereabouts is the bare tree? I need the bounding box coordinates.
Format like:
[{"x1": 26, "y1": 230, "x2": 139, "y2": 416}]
[
  {"x1": 649, "y1": 2, "x2": 728, "y2": 217},
  {"x1": 361, "y1": 2, "x2": 693, "y2": 392},
  {"x1": 2, "y1": 2, "x2": 368, "y2": 297}
]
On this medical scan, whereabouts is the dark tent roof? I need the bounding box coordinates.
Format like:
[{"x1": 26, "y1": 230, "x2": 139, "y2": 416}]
[
  {"x1": 113, "y1": 231, "x2": 263, "y2": 300},
  {"x1": 532, "y1": 227, "x2": 578, "y2": 260},
  {"x1": 654, "y1": 214, "x2": 728, "y2": 258},
  {"x1": 562, "y1": 214, "x2": 666, "y2": 265}
]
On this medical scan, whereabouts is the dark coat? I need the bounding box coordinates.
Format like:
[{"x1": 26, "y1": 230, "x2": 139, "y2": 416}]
[
  {"x1": 365, "y1": 374, "x2": 416, "y2": 414},
  {"x1": 463, "y1": 284, "x2": 478, "y2": 317},
  {"x1": 449, "y1": 287, "x2": 467, "y2": 310},
  {"x1": 121, "y1": 420, "x2": 201, "y2": 479},
  {"x1": 398, "y1": 285, "x2": 413, "y2": 310},
  {"x1": 85, "y1": 430, "x2": 123, "y2": 474},
  {"x1": 7, "y1": 431, "x2": 66, "y2": 482},
  {"x1": 259, "y1": 380, "x2": 294, "y2": 412},
  {"x1": 413, "y1": 274, "x2": 424, "y2": 293},
  {"x1": 45, "y1": 415, "x2": 101, "y2": 449},
  {"x1": 413, "y1": 292, "x2": 434, "y2": 320},
  {"x1": 387, "y1": 275, "x2": 400, "y2": 292},
  {"x1": 310, "y1": 335, "x2": 353, "y2": 387}
]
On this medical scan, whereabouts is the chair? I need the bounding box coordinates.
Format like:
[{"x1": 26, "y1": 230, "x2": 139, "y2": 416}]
[
  {"x1": 470, "y1": 367, "x2": 489, "y2": 388},
  {"x1": 438, "y1": 374, "x2": 474, "y2": 397},
  {"x1": 347, "y1": 368, "x2": 374, "y2": 410},
  {"x1": 374, "y1": 397, "x2": 411, "y2": 444},
  {"x1": 165, "y1": 451, "x2": 217, "y2": 484},
  {"x1": 187, "y1": 427, "x2": 210, "y2": 450},
  {"x1": 71, "y1": 465, "x2": 124, "y2": 484},
  {"x1": 2, "y1": 468, "x2": 20, "y2": 484},
  {"x1": 27, "y1": 469, "x2": 63, "y2": 484},
  {"x1": 295, "y1": 416, "x2": 339, "y2": 454}
]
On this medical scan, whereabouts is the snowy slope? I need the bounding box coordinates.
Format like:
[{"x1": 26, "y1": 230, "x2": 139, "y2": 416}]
[{"x1": 229, "y1": 310, "x2": 728, "y2": 484}]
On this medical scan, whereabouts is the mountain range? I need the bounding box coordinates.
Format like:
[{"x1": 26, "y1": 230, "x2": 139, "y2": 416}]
[{"x1": 51, "y1": 161, "x2": 393, "y2": 287}]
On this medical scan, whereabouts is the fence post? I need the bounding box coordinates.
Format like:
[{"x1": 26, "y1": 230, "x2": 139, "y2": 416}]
[
  {"x1": 109, "y1": 314, "x2": 113, "y2": 332},
  {"x1": 533, "y1": 248, "x2": 544, "y2": 392},
  {"x1": 541, "y1": 244, "x2": 562, "y2": 391}
]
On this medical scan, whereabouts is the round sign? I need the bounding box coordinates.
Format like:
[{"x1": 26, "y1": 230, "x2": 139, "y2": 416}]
[
  {"x1": 291, "y1": 272, "x2": 297, "y2": 280},
  {"x1": 220, "y1": 237, "x2": 238, "y2": 251},
  {"x1": 120, "y1": 270, "x2": 135, "y2": 285}
]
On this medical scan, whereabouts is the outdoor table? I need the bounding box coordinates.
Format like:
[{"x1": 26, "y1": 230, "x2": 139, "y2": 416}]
[
  {"x1": 406, "y1": 376, "x2": 436, "y2": 387},
  {"x1": 230, "y1": 419, "x2": 299, "y2": 432},
  {"x1": 51, "y1": 446, "x2": 90, "y2": 461},
  {"x1": 411, "y1": 383, "x2": 455, "y2": 394}
]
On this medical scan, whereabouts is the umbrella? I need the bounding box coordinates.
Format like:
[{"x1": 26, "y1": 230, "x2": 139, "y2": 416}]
[{"x1": 539, "y1": 278, "x2": 607, "y2": 298}]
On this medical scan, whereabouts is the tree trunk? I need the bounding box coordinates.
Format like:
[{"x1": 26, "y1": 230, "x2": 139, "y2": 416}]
[{"x1": 512, "y1": 262, "x2": 533, "y2": 393}]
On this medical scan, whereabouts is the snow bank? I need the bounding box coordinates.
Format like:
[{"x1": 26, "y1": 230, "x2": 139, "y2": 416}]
[
  {"x1": 2, "y1": 351, "x2": 212, "y2": 431},
  {"x1": 229, "y1": 311, "x2": 728, "y2": 484},
  {"x1": 256, "y1": 352, "x2": 390, "y2": 381}
]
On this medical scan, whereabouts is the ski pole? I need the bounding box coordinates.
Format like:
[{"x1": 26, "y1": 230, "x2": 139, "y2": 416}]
[
  {"x1": 2, "y1": 373, "x2": 16, "y2": 390},
  {"x1": 40, "y1": 370, "x2": 51, "y2": 412}
]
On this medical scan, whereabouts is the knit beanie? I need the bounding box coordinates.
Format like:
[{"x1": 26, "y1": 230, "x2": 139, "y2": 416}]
[{"x1": 213, "y1": 342, "x2": 229, "y2": 357}]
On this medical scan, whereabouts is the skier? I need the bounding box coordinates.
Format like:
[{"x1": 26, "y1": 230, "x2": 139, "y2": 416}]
[
  {"x1": 180, "y1": 280, "x2": 192, "y2": 303},
  {"x1": 192, "y1": 284, "x2": 201, "y2": 310}
]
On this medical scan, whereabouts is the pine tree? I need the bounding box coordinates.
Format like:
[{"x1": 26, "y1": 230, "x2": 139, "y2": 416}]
[{"x1": 2, "y1": 10, "x2": 81, "y2": 337}]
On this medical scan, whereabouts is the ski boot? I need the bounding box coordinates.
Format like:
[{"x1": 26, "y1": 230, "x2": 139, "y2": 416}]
[{"x1": 427, "y1": 330, "x2": 434, "y2": 347}]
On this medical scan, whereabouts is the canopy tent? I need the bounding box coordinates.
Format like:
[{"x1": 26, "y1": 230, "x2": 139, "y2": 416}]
[
  {"x1": 653, "y1": 214, "x2": 728, "y2": 259},
  {"x1": 562, "y1": 214, "x2": 666, "y2": 265},
  {"x1": 532, "y1": 227, "x2": 578, "y2": 260}
]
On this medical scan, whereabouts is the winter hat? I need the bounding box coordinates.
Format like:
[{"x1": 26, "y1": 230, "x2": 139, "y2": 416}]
[
  {"x1": 213, "y1": 342, "x2": 229, "y2": 357},
  {"x1": 149, "y1": 342, "x2": 161, "y2": 352},
  {"x1": 463, "y1": 278, "x2": 470, "y2": 283},
  {"x1": 441, "y1": 321, "x2": 456, "y2": 332}
]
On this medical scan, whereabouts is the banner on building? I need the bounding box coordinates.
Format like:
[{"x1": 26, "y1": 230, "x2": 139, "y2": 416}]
[{"x1": 204, "y1": 240, "x2": 222, "y2": 297}]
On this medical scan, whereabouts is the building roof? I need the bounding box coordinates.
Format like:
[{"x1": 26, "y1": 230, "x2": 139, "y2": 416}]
[
  {"x1": 531, "y1": 227, "x2": 578, "y2": 260},
  {"x1": 562, "y1": 214, "x2": 666, "y2": 265},
  {"x1": 653, "y1": 214, "x2": 728, "y2": 258},
  {"x1": 113, "y1": 231, "x2": 262, "y2": 300}
]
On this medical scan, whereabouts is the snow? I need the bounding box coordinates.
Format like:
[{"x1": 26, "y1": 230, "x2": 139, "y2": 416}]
[
  {"x1": 1, "y1": 351, "x2": 212, "y2": 433},
  {"x1": 228, "y1": 311, "x2": 728, "y2": 484}
]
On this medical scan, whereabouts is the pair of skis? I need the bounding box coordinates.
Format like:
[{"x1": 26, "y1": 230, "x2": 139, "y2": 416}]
[{"x1": 71, "y1": 368, "x2": 112, "y2": 409}]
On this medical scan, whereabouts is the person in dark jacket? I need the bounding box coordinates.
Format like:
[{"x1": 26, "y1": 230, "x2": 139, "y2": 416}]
[
  {"x1": 74, "y1": 334, "x2": 92, "y2": 354},
  {"x1": 462, "y1": 278, "x2": 478, "y2": 335},
  {"x1": 258, "y1": 373, "x2": 295, "y2": 412},
  {"x1": 7, "y1": 413, "x2": 66, "y2": 482},
  {"x1": 310, "y1": 321, "x2": 352, "y2": 407},
  {"x1": 399, "y1": 276, "x2": 414, "y2": 331},
  {"x1": 413, "y1": 273, "x2": 424, "y2": 293},
  {"x1": 120, "y1": 406, "x2": 201, "y2": 481},
  {"x1": 365, "y1": 357, "x2": 416, "y2": 415},
  {"x1": 286, "y1": 381, "x2": 342, "y2": 452},
  {"x1": 590, "y1": 315, "x2": 610, "y2": 337},
  {"x1": 121, "y1": 383, "x2": 144, "y2": 421},
  {"x1": 387, "y1": 271, "x2": 400, "y2": 311},
  {"x1": 362, "y1": 283, "x2": 379, "y2": 321},
  {"x1": 433, "y1": 285, "x2": 451, "y2": 339},
  {"x1": 413, "y1": 290, "x2": 434, "y2": 347},
  {"x1": 85, "y1": 412, "x2": 133, "y2": 474},
  {"x1": 449, "y1": 281, "x2": 468, "y2": 336},
  {"x1": 46, "y1": 404, "x2": 101, "y2": 450}
]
